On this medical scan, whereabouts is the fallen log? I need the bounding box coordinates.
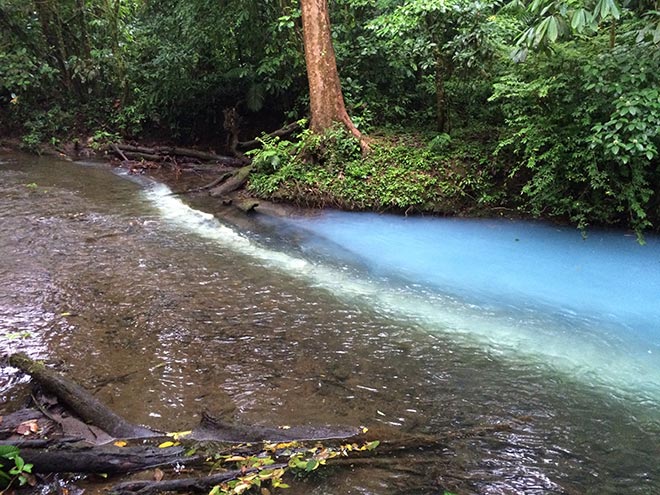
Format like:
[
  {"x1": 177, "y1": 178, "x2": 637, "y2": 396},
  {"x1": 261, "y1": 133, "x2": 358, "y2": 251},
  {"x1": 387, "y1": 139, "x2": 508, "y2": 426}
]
[
  {"x1": 111, "y1": 143, "x2": 130, "y2": 163},
  {"x1": 209, "y1": 165, "x2": 253, "y2": 197},
  {"x1": 176, "y1": 171, "x2": 234, "y2": 195},
  {"x1": 8, "y1": 353, "x2": 157, "y2": 439},
  {"x1": 237, "y1": 121, "x2": 302, "y2": 151},
  {"x1": 192, "y1": 411, "x2": 359, "y2": 443},
  {"x1": 109, "y1": 464, "x2": 287, "y2": 495},
  {"x1": 112, "y1": 144, "x2": 247, "y2": 167},
  {"x1": 20, "y1": 443, "x2": 197, "y2": 474},
  {"x1": 120, "y1": 150, "x2": 164, "y2": 162}
]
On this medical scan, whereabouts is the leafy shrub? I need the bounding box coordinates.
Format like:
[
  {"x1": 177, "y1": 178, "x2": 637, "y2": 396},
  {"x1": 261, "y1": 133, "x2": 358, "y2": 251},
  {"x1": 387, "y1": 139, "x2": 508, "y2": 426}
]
[
  {"x1": 491, "y1": 33, "x2": 660, "y2": 235},
  {"x1": 0, "y1": 445, "x2": 33, "y2": 490},
  {"x1": 248, "y1": 126, "x2": 503, "y2": 214}
]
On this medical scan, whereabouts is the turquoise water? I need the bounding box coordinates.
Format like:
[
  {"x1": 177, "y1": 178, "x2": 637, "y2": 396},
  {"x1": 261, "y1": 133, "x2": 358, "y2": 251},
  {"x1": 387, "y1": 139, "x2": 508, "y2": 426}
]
[
  {"x1": 275, "y1": 212, "x2": 660, "y2": 408},
  {"x1": 144, "y1": 180, "x2": 660, "y2": 409}
]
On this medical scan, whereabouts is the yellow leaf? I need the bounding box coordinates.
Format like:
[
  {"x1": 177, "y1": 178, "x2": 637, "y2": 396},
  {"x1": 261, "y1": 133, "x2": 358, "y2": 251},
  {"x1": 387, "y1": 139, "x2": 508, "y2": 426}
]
[
  {"x1": 113, "y1": 440, "x2": 127, "y2": 447},
  {"x1": 361, "y1": 426, "x2": 369, "y2": 434},
  {"x1": 158, "y1": 441, "x2": 177, "y2": 448},
  {"x1": 60, "y1": 312, "x2": 72, "y2": 317},
  {"x1": 274, "y1": 441, "x2": 298, "y2": 450},
  {"x1": 166, "y1": 430, "x2": 192, "y2": 440},
  {"x1": 223, "y1": 456, "x2": 247, "y2": 463}
]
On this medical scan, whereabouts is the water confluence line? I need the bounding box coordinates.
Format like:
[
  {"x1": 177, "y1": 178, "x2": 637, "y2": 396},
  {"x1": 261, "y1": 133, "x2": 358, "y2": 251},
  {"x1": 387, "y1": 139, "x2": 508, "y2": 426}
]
[{"x1": 143, "y1": 183, "x2": 660, "y2": 411}]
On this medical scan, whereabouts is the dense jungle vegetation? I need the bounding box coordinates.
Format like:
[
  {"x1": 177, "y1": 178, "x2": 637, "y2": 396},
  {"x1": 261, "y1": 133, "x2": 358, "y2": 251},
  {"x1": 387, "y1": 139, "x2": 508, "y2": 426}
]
[{"x1": 1, "y1": 0, "x2": 659, "y2": 234}]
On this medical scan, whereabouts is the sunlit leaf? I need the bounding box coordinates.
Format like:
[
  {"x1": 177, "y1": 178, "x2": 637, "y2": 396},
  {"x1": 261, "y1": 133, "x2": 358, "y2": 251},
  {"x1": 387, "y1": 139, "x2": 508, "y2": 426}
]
[
  {"x1": 547, "y1": 17, "x2": 559, "y2": 42},
  {"x1": 166, "y1": 430, "x2": 192, "y2": 440},
  {"x1": 157, "y1": 441, "x2": 177, "y2": 448},
  {"x1": 113, "y1": 440, "x2": 127, "y2": 447}
]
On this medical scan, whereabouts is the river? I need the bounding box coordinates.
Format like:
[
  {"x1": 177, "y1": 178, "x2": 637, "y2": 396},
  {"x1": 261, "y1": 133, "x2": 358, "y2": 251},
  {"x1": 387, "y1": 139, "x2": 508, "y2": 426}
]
[{"x1": 1, "y1": 152, "x2": 658, "y2": 494}]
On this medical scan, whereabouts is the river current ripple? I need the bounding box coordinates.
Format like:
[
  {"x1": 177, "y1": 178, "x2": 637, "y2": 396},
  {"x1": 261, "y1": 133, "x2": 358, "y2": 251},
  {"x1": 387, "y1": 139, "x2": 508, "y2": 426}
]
[{"x1": 1, "y1": 152, "x2": 658, "y2": 495}]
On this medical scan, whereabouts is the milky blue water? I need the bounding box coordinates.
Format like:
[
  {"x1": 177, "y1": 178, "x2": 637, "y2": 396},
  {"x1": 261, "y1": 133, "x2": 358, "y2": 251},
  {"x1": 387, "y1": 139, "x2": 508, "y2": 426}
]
[
  {"x1": 274, "y1": 212, "x2": 660, "y2": 409},
  {"x1": 143, "y1": 181, "x2": 660, "y2": 414}
]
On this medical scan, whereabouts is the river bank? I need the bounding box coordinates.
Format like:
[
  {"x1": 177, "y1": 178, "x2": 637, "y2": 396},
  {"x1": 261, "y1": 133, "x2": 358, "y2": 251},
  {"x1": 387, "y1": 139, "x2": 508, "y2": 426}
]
[{"x1": 1, "y1": 128, "x2": 657, "y2": 240}]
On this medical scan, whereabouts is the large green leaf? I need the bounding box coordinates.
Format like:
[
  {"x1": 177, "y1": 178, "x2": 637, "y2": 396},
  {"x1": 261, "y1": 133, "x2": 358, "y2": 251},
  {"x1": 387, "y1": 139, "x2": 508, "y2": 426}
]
[{"x1": 0, "y1": 446, "x2": 20, "y2": 459}]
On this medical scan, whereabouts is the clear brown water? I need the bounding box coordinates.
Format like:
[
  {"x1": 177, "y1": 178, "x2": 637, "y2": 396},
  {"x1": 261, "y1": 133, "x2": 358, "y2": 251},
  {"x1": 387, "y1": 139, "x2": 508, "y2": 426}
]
[{"x1": 1, "y1": 152, "x2": 658, "y2": 494}]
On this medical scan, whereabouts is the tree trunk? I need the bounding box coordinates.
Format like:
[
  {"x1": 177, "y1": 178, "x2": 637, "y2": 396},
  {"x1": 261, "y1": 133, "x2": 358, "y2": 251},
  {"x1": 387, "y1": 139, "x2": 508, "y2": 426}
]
[{"x1": 299, "y1": 0, "x2": 366, "y2": 149}]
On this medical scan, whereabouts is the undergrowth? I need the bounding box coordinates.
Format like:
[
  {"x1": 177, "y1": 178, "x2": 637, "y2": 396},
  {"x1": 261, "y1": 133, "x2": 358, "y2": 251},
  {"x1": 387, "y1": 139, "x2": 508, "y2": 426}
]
[{"x1": 247, "y1": 125, "x2": 505, "y2": 215}]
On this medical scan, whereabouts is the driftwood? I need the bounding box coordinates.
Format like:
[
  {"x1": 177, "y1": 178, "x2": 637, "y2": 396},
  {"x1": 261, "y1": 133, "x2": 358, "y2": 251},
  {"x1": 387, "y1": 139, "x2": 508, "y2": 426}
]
[
  {"x1": 209, "y1": 165, "x2": 253, "y2": 198},
  {"x1": 110, "y1": 143, "x2": 248, "y2": 167},
  {"x1": 8, "y1": 353, "x2": 157, "y2": 439},
  {"x1": 110, "y1": 464, "x2": 288, "y2": 495},
  {"x1": 20, "y1": 443, "x2": 196, "y2": 474},
  {"x1": 237, "y1": 121, "x2": 302, "y2": 151}
]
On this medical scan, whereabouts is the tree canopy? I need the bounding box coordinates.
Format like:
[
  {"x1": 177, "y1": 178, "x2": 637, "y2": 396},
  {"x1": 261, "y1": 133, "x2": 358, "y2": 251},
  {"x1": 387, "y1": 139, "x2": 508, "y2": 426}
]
[{"x1": 1, "y1": 0, "x2": 658, "y2": 234}]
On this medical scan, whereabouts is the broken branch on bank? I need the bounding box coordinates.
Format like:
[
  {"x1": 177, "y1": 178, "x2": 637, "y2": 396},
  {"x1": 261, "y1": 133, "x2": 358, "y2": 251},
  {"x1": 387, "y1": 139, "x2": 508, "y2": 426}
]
[{"x1": 108, "y1": 144, "x2": 249, "y2": 167}]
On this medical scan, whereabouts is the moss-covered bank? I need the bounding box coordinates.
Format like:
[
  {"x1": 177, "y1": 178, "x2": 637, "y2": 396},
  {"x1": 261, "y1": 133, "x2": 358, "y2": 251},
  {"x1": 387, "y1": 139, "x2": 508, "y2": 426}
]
[{"x1": 247, "y1": 126, "x2": 511, "y2": 219}]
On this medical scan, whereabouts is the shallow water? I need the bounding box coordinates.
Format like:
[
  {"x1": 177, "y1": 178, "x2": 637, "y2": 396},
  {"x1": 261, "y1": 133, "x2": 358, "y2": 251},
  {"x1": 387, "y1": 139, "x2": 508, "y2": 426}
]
[{"x1": 1, "y1": 152, "x2": 659, "y2": 494}]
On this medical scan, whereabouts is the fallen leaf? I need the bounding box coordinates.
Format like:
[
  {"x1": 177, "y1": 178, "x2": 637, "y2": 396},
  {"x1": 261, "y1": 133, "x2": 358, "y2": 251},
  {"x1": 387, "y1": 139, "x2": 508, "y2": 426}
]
[
  {"x1": 157, "y1": 441, "x2": 177, "y2": 448},
  {"x1": 113, "y1": 440, "x2": 127, "y2": 447},
  {"x1": 166, "y1": 430, "x2": 192, "y2": 440},
  {"x1": 153, "y1": 468, "x2": 164, "y2": 482},
  {"x1": 24, "y1": 473, "x2": 37, "y2": 487},
  {"x1": 16, "y1": 420, "x2": 39, "y2": 436}
]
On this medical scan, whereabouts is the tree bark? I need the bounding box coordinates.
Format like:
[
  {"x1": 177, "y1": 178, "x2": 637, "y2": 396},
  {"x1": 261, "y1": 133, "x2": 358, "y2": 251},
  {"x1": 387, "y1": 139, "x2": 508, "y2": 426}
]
[
  {"x1": 299, "y1": 0, "x2": 367, "y2": 150},
  {"x1": 20, "y1": 444, "x2": 195, "y2": 474}
]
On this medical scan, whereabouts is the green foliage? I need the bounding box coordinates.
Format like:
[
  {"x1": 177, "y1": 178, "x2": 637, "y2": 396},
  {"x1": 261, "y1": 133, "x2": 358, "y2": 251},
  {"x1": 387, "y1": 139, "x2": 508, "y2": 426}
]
[
  {"x1": 20, "y1": 106, "x2": 73, "y2": 152},
  {"x1": 249, "y1": 127, "x2": 503, "y2": 215},
  {"x1": 491, "y1": 31, "x2": 660, "y2": 234},
  {"x1": 0, "y1": 445, "x2": 34, "y2": 490},
  {"x1": 429, "y1": 133, "x2": 452, "y2": 152},
  {"x1": 206, "y1": 439, "x2": 380, "y2": 495}
]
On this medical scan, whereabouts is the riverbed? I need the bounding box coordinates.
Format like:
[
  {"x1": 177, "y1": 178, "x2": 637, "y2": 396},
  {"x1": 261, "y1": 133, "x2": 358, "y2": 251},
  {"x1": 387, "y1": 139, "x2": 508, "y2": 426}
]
[{"x1": 1, "y1": 152, "x2": 658, "y2": 494}]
